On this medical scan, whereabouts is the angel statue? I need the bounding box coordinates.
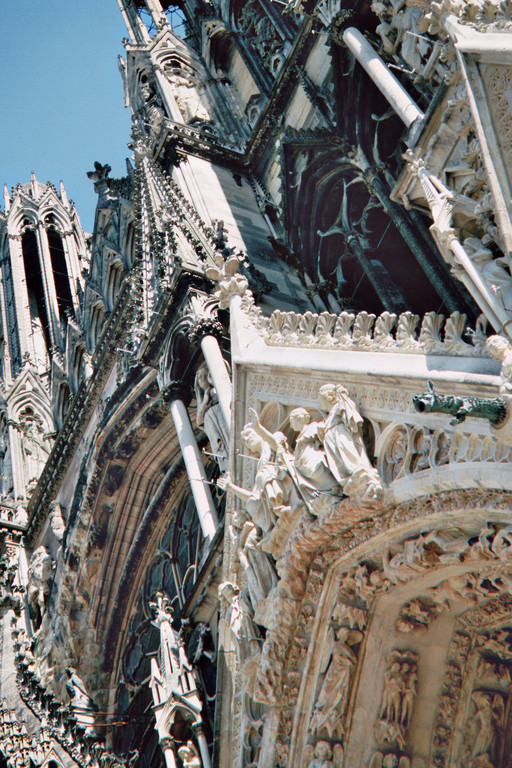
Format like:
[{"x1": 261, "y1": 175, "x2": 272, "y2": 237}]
[
  {"x1": 318, "y1": 384, "x2": 383, "y2": 505},
  {"x1": 194, "y1": 363, "x2": 229, "y2": 471},
  {"x1": 217, "y1": 420, "x2": 301, "y2": 558}
]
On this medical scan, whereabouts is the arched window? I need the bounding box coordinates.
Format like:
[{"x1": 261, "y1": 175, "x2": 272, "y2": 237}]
[
  {"x1": 47, "y1": 228, "x2": 74, "y2": 323},
  {"x1": 87, "y1": 303, "x2": 106, "y2": 351},
  {"x1": 124, "y1": 222, "x2": 137, "y2": 268},
  {"x1": 113, "y1": 491, "x2": 216, "y2": 758},
  {"x1": 55, "y1": 382, "x2": 72, "y2": 429},
  {"x1": 21, "y1": 230, "x2": 51, "y2": 353},
  {"x1": 71, "y1": 345, "x2": 87, "y2": 393},
  {"x1": 106, "y1": 262, "x2": 125, "y2": 311}
]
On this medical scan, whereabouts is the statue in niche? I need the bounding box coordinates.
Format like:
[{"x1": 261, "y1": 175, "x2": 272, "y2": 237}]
[
  {"x1": 49, "y1": 501, "x2": 66, "y2": 541},
  {"x1": 463, "y1": 691, "x2": 504, "y2": 767},
  {"x1": 307, "y1": 740, "x2": 334, "y2": 768},
  {"x1": 194, "y1": 363, "x2": 229, "y2": 472},
  {"x1": 0, "y1": 429, "x2": 13, "y2": 498},
  {"x1": 219, "y1": 581, "x2": 260, "y2": 665},
  {"x1": 27, "y1": 545, "x2": 53, "y2": 631},
  {"x1": 237, "y1": 520, "x2": 278, "y2": 618},
  {"x1": 169, "y1": 68, "x2": 211, "y2": 125},
  {"x1": 318, "y1": 384, "x2": 383, "y2": 505},
  {"x1": 65, "y1": 666, "x2": 97, "y2": 710},
  {"x1": 375, "y1": 650, "x2": 418, "y2": 748},
  {"x1": 310, "y1": 627, "x2": 360, "y2": 739},
  {"x1": 19, "y1": 410, "x2": 50, "y2": 487},
  {"x1": 140, "y1": 80, "x2": 164, "y2": 137},
  {"x1": 177, "y1": 741, "x2": 202, "y2": 768}
]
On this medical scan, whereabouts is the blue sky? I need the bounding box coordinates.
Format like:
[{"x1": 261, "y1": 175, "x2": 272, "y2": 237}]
[{"x1": 0, "y1": 0, "x2": 132, "y2": 231}]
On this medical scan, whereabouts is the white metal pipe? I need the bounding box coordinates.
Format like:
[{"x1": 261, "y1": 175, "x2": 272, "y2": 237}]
[
  {"x1": 343, "y1": 27, "x2": 424, "y2": 127},
  {"x1": 200, "y1": 334, "x2": 232, "y2": 435},
  {"x1": 169, "y1": 398, "x2": 218, "y2": 542}
]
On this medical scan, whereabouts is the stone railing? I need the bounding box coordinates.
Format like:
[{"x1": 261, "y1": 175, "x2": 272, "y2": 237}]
[{"x1": 262, "y1": 309, "x2": 490, "y2": 357}]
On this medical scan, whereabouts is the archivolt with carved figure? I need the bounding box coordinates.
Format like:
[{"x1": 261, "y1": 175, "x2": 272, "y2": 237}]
[{"x1": 260, "y1": 490, "x2": 512, "y2": 768}]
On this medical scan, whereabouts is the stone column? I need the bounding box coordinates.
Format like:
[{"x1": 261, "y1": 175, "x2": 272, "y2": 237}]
[
  {"x1": 7, "y1": 236, "x2": 32, "y2": 363},
  {"x1": 35, "y1": 224, "x2": 62, "y2": 349},
  {"x1": 160, "y1": 738, "x2": 178, "y2": 768},
  {"x1": 192, "y1": 722, "x2": 212, "y2": 768},
  {"x1": 343, "y1": 27, "x2": 424, "y2": 127},
  {"x1": 165, "y1": 383, "x2": 219, "y2": 543}
]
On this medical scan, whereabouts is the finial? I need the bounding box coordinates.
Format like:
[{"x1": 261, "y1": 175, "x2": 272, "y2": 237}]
[
  {"x1": 3, "y1": 185, "x2": 10, "y2": 213},
  {"x1": 59, "y1": 181, "x2": 69, "y2": 207}
]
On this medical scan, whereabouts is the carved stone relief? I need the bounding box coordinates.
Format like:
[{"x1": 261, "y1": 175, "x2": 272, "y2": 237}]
[
  {"x1": 237, "y1": 0, "x2": 286, "y2": 76},
  {"x1": 265, "y1": 495, "x2": 512, "y2": 768}
]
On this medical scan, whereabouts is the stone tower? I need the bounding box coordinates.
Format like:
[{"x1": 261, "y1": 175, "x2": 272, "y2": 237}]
[{"x1": 0, "y1": 175, "x2": 86, "y2": 506}]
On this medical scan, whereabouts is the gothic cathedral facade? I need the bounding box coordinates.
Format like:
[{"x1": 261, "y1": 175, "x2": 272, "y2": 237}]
[{"x1": 1, "y1": 1, "x2": 512, "y2": 767}]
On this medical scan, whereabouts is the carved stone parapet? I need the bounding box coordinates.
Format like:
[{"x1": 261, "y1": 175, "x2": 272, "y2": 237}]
[
  {"x1": 262, "y1": 308, "x2": 489, "y2": 356},
  {"x1": 161, "y1": 380, "x2": 192, "y2": 407}
]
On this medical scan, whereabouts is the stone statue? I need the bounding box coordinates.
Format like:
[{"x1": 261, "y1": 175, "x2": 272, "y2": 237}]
[
  {"x1": 375, "y1": 650, "x2": 418, "y2": 748},
  {"x1": 205, "y1": 254, "x2": 249, "y2": 310},
  {"x1": 466, "y1": 691, "x2": 503, "y2": 764},
  {"x1": 289, "y1": 407, "x2": 338, "y2": 497},
  {"x1": 49, "y1": 501, "x2": 66, "y2": 541},
  {"x1": 19, "y1": 411, "x2": 50, "y2": 486},
  {"x1": 463, "y1": 237, "x2": 512, "y2": 312},
  {"x1": 318, "y1": 384, "x2": 383, "y2": 504},
  {"x1": 194, "y1": 362, "x2": 229, "y2": 471},
  {"x1": 311, "y1": 627, "x2": 359, "y2": 739},
  {"x1": 332, "y1": 743, "x2": 344, "y2": 768},
  {"x1": 177, "y1": 741, "x2": 202, "y2": 768},
  {"x1": 65, "y1": 666, "x2": 96, "y2": 709},
  {"x1": 486, "y1": 334, "x2": 512, "y2": 392},
  {"x1": 217, "y1": 425, "x2": 288, "y2": 536},
  {"x1": 171, "y1": 73, "x2": 211, "y2": 124},
  {"x1": 27, "y1": 546, "x2": 53, "y2": 630},
  {"x1": 307, "y1": 740, "x2": 333, "y2": 768},
  {"x1": 0, "y1": 429, "x2": 13, "y2": 498},
  {"x1": 140, "y1": 80, "x2": 164, "y2": 137},
  {"x1": 237, "y1": 520, "x2": 278, "y2": 616},
  {"x1": 219, "y1": 581, "x2": 260, "y2": 665}
]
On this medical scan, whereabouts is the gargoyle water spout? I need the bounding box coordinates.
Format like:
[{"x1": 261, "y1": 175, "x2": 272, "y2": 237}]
[{"x1": 412, "y1": 380, "x2": 507, "y2": 426}]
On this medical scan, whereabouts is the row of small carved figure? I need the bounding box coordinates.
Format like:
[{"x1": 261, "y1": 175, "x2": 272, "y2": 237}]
[{"x1": 263, "y1": 310, "x2": 488, "y2": 356}]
